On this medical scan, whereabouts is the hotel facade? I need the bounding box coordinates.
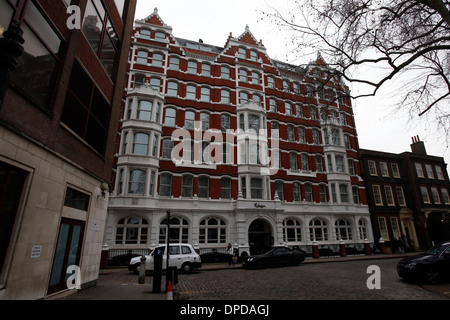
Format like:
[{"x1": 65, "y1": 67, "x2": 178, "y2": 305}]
[{"x1": 104, "y1": 9, "x2": 374, "y2": 259}]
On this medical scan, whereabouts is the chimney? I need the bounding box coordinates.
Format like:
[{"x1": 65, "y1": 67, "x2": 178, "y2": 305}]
[{"x1": 410, "y1": 135, "x2": 427, "y2": 155}]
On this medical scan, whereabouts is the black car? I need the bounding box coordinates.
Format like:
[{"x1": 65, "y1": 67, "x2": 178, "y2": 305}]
[
  {"x1": 242, "y1": 247, "x2": 305, "y2": 269},
  {"x1": 397, "y1": 241, "x2": 450, "y2": 284}
]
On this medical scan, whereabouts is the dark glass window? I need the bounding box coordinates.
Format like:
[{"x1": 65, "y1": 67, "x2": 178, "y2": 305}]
[
  {"x1": 81, "y1": 0, "x2": 119, "y2": 78},
  {"x1": 64, "y1": 187, "x2": 90, "y2": 211},
  {"x1": 3, "y1": 0, "x2": 63, "y2": 111},
  {"x1": 61, "y1": 60, "x2": 111, "y2": 154}
]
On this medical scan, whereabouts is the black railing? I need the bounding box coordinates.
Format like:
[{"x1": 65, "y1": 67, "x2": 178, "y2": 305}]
[
  {"x1": 198, "y1": 247, "x2": 228, "y2": 255},
  {"x1": 107, "y1": 248, "x2": 151, "y2": 266}
]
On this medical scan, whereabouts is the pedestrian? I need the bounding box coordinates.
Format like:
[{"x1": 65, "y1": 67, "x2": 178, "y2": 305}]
[
  {"x1": 392, "y1": 238, "x2": 399, "y2": 254},
  {"x1": 226, "y1": 243, "x2": 233, "y2": 265},
  {"x1": 398, "y1": 238, "x2": 405, "y2": 254}
]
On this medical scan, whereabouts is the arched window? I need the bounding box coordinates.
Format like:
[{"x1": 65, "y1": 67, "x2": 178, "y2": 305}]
[
  {"x1": 159, "y1": 216, "x2": 189, "y2": 243},
  {"x1": 283, "y1": 218, "x2": 302, "y2": 243},
  {"x1": 199, "y1": 217, "x2": 227, "y2": 244},
  {"x1": 335, "y1": 219, "x2": 353, "y2": 241},
  {"x1": 309, "y1": 218, "x2": 328, "y2": 241},
  {"x1": 115, "y1": 216, "x2": 148, "y2": 245}
]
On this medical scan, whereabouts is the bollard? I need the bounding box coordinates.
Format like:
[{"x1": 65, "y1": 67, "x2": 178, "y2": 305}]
[
  {"x1": 364, "y1": 239, "x2": 372, "y2": 255},
  {"x1": 312, "y1": 241, "x2": 319, "y2": 258},
  {"x1": 379, "y1": 238, "x2": 387, "y2": 254},
  {"x1": 138, "y1": 255, "x2": 146, "y2": 284},
  {"x1": 339, "y1": 240, "x2": 347, "y2": 257},
  {"x1": 100, "y1": 243, "x2": 110, "y2": 269}
]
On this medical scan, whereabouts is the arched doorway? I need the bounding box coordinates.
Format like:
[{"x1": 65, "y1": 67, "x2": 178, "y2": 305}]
[{"x1": 248, "y1": 219, "x2": 272, "y2": 255}]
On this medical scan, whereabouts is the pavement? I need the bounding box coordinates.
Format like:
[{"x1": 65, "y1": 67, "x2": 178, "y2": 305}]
[{"x1": 59, "y1": 253, "x2": 416, "y2": 301}]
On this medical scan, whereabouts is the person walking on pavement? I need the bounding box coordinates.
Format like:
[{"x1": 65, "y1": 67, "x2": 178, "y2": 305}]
[{"x1": 226, "y1": 243, "x2": 235, "y2": 265}]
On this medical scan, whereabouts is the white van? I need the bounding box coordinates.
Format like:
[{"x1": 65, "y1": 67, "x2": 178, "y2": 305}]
[{"x1": 128, "y1": 243, "x2": 201, "y2": 274}]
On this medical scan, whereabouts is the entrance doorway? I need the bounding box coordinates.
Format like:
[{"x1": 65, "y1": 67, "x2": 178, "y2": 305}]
[
  {"x1": 248, "y1": 219, "x2": 272, "y2": 255},
  {"x1": 48, "y1": 218, "x2": 85, "y2": 295}
]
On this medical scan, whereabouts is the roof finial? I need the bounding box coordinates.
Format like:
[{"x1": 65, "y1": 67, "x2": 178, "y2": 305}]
[
  {"x1": 245, "y1": 24, "x2": 250, "y2": 32},
  {"x1": 154, "y1": 7, "x2": 158, "y2": 14}
]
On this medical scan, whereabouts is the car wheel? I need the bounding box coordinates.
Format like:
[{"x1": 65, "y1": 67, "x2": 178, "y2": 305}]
[
  {"x1": 181, "y1": 262, "x2": 193, "y2": 274},
  {"x1": 291, "y1": 259, "x2": 300, "y2": 266},
  {"x1": 424, "y1": 267, "x2": 441, "y2": 284}
]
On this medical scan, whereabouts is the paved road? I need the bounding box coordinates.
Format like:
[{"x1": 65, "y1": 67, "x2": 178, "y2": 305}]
[{"x1": 175, "y1": 259, "x2": 450, "y2": 300}]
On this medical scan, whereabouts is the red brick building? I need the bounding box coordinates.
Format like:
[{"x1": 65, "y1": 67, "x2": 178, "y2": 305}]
[
  {"x1": 105, "y1": 9, "x2": 373, "y2": 259},
  {"x1": 0, "y1": 0, "x2": 136, "y2": 299}
]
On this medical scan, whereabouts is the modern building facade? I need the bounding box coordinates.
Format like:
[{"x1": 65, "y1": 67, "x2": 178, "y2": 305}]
[
  {"x1": 104, "y1": 9, "x2": 374, "y2": 259},
  {"x1": 0, "y1": 0, "x2": 136, "y2": 299},
  {"x1": 360, "y1": 137, "x2": 450, "y2": 252}
]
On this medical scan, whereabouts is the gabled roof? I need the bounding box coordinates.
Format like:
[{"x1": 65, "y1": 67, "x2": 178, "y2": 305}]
[
  {"x1": 236, "y1": 25, "x2": 261, "y2": 47},
  {"x1": 140, "y1": 8, "x2": 168, "y2": 28}
]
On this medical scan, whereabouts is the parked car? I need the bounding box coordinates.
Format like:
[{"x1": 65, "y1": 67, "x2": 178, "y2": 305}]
[
  {"x1": 397, "y1": 241, "x2": 450, "y2": 284},
  {"x1": 242, "y1": 246, "x2": 305, "y2": 269},
  {"x1": 200, "y1": 251, "x2": 233, "y2": 263},
  {"x1": 128, "y1": 243, "x2": 201, "y2": 274}
]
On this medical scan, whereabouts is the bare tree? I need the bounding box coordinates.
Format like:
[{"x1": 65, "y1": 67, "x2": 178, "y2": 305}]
[{"x1": 264, "y1": 0, "x2": 450, "y2": 138}]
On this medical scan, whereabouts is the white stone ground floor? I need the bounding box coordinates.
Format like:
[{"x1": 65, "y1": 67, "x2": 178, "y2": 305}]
[{"x1": 105, "y1": 196, "x2": 374, "y2": 257}]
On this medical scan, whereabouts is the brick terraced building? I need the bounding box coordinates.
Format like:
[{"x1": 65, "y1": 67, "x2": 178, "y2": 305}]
[
  {"x1": 360, "y1": 137, "x2": 450, "y2": 252},
  {"x1": 104, "y1": 9, "x2": 374, "y2": 259}
]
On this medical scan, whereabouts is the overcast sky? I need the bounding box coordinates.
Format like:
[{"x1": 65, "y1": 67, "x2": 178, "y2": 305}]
[{"x1": 134, "y1": 0, "x2": 450, "y2": 167}]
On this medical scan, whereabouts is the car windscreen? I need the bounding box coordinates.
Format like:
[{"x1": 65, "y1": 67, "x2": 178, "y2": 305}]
[{"x1": 425, "y1": 244, "x2": 445, "y2": 255}]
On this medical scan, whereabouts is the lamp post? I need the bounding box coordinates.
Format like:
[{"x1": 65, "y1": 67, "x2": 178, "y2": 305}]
[{"x1": 166, "y1": 210, "x2": 170, "y2": 290}]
